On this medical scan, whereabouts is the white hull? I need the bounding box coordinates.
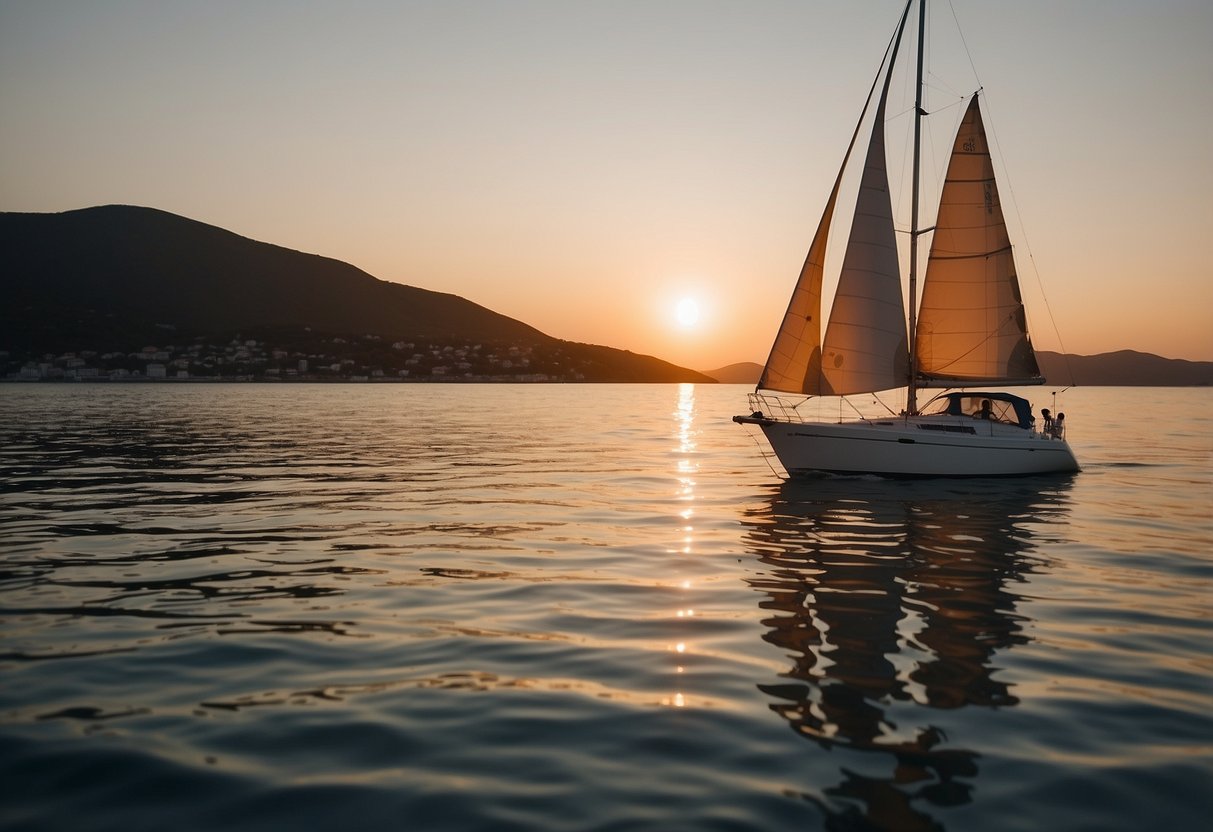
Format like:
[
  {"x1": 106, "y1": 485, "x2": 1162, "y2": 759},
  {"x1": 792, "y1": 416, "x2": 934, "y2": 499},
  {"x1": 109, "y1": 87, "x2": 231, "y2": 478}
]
[{"x1": 735, "y1": 414, "x2": 1079, "y2": 478}]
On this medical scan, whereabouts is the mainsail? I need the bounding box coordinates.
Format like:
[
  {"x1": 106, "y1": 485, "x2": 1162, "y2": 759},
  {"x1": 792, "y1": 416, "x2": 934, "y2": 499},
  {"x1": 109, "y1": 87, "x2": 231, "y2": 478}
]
[{"x1": 914, "y1": 96, "x2": 1042, "y2": 385}]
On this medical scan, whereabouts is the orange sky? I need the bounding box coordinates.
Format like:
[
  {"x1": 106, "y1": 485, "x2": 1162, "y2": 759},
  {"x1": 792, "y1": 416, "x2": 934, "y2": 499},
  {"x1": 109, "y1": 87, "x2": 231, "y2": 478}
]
[{"x1": 2, "y1": 1, "x2": 1210, "y2": 370}]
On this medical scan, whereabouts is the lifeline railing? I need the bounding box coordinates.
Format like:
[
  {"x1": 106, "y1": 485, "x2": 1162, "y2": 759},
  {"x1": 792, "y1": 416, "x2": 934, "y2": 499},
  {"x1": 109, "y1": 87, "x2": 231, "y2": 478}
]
[
  {"x1": 749, "y1": 390, "x2": 1071, "y2": 440},
  {"x1": 743, "y1": 392, "x2": 850, "y2": 424}
]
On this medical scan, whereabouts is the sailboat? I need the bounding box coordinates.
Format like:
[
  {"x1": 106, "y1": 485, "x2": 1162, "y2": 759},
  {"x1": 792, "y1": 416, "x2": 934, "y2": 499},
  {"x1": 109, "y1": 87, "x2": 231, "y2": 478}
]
[{"x1": 734, "y1": 0, "x2": 1079, "y2": 478}]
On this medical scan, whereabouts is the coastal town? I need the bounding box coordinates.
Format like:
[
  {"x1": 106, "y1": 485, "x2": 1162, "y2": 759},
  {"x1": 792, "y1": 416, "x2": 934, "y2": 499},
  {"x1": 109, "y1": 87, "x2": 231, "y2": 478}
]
[{"x1": 1, "y1": 332, "x2": 585, "y2": 383}]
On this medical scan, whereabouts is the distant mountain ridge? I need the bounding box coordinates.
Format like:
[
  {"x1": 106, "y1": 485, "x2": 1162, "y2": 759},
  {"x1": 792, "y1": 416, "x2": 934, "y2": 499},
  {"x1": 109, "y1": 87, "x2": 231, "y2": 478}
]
[
  {"x1": 705, "y1": 352, "x2": 1211, "y2": 387},
  {"x1": 702, "y1": 362, "x2": 766, "y2": 385},
  {"x1": 1036, "y1": 351, "x2": 1211, "y2": 387},
  {"x1": 0, "y1": 205, "x2": 713, "y2": 383}
]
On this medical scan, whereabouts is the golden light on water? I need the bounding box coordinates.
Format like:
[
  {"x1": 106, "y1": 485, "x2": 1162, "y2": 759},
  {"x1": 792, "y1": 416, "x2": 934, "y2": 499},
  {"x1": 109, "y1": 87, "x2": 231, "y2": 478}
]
[{"x1": 666, "y1": 384, "x2": 700, "y2": 708}]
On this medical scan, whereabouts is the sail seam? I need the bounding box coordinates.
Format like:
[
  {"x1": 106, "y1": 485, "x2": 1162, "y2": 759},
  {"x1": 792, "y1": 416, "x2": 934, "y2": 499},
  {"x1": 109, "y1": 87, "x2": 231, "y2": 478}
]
[{"x1": 929, "y1": 244, "x2": 1013, "y2": 261}]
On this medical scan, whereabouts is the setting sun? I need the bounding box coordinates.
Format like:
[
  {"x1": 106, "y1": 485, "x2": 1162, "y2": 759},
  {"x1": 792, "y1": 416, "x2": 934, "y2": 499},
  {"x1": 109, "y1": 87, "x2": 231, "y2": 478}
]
[{"x1": 674, "y1": 297, "x2": 701, "y2": 328}]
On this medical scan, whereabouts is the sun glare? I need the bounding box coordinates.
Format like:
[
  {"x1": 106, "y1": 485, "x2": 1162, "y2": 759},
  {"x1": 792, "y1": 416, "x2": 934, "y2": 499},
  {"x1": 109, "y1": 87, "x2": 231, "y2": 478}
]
[{"x1": 675, "y1": 297, "x2": 701, "y2": 328}]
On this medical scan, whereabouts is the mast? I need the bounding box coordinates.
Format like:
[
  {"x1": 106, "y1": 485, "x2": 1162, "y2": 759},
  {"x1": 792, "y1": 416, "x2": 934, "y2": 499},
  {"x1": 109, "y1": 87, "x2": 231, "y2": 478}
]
[{"x1": 907, "y1": 0, "x2": 927, "y2": 415}]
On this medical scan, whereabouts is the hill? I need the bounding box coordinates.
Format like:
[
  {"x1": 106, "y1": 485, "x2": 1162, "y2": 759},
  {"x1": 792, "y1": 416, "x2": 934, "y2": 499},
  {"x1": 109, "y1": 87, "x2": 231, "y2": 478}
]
[
  {"x1": 0, "y1": 206, "x2": 713, "y2": 383},
  {"x1": 1035, "y1": 351, "x2": 1211, "y2": 387},
  {"x1": 705, "y1": 354, "x2": 1210, "y2": 386},
  {"x1": 703, "y1": 362, "x2": 765, "y2": 384}
]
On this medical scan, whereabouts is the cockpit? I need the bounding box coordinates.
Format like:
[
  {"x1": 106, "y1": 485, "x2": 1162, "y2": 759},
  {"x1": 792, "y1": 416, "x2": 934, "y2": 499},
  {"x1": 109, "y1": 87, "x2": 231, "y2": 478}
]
[{"x1": 920, "y1": 392, "x2": 1036, "y2": 429}]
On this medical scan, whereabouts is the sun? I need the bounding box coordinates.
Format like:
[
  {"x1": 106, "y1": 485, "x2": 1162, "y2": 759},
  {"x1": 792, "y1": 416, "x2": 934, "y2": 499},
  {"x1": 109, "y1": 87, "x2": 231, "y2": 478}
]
[{"x1": 674, "y1": 297, "x2": 701, "y2": 328}]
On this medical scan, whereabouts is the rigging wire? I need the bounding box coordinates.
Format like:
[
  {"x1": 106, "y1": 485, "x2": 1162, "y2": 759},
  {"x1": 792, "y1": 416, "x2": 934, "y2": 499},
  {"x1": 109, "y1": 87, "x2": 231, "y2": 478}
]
[
  {"x1": 743, "y1": 427, "x2": 788, "y2": 480},
  {"x1": 944, "y1": 0, "x2": 981, "y2": 88},
  {"x1": 870, "y1": 393, "x2": 900, "y2": 417}
]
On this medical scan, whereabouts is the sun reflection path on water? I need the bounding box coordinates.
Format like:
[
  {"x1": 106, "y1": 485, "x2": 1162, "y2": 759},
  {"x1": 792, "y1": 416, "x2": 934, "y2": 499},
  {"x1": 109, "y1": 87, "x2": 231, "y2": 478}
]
[{"x1": 663, "y1": 384, "x2": 699, "y2": 709}]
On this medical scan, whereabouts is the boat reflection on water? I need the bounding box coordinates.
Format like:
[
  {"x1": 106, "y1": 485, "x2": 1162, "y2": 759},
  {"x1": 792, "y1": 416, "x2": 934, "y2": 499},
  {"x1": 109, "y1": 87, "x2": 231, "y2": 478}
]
[{"x1": 742, "y1": 476, "x2": 1073, "y2": 830}]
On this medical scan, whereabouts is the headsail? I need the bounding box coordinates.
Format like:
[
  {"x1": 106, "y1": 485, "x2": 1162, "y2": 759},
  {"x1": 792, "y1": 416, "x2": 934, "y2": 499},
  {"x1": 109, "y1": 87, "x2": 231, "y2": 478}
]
[
  {"x1": 915, "y1": 95, "x2": 1042, "y2": 385},
  {"x1": 755, "y1": 181, "x2": 833, "y2": 394},
  {"x1": 819, "y1": 92, "x2": 908, "y2": 395}
]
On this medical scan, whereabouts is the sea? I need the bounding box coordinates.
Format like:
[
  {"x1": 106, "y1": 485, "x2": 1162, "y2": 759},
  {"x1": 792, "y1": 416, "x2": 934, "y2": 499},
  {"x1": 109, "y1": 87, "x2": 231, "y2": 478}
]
[{"x1": 1, "y1": 383, "x2": 1210, "y2": 832}]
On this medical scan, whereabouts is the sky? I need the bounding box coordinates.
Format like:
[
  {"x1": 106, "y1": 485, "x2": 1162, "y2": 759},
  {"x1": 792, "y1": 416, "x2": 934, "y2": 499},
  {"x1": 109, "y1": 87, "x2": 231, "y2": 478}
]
[{"x1": 2, "y1": 0, "x2": 1211, "y2": 370}]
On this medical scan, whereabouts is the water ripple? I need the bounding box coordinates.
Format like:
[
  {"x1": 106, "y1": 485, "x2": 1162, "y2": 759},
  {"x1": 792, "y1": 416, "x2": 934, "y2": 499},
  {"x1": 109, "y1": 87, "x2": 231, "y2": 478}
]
[{"x1": 2, "y1": 384, "x2": 1210, "y2": 831}]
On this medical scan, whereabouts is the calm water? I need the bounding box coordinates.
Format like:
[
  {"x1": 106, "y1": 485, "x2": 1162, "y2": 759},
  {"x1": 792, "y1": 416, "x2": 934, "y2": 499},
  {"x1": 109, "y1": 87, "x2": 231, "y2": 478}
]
[{"x1": 1, "y1": 383, "x2": 1210, "y2": 832}]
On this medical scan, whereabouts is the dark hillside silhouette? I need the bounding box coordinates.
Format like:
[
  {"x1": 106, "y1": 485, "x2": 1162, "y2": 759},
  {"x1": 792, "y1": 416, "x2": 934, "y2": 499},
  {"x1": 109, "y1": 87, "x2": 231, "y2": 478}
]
[
  {"x1": 0, "y1": 205, "x2": 713, "y2": 383},
  {"x1": 1, "y1": 205, "x2": 544, "y2": 342}
]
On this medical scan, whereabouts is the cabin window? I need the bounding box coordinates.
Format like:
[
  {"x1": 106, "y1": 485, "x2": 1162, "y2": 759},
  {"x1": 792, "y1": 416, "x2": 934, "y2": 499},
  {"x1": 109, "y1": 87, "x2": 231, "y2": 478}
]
[{"x1": 921, "y1": 394, "x2": 1032, "y2": 428}]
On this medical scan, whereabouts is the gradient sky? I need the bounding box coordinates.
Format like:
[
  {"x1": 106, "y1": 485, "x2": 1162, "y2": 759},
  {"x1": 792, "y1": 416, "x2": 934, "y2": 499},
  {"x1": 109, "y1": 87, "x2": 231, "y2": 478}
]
[{"x1": 2, "y1": 0, "x2": 1211, "y2": 370}]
